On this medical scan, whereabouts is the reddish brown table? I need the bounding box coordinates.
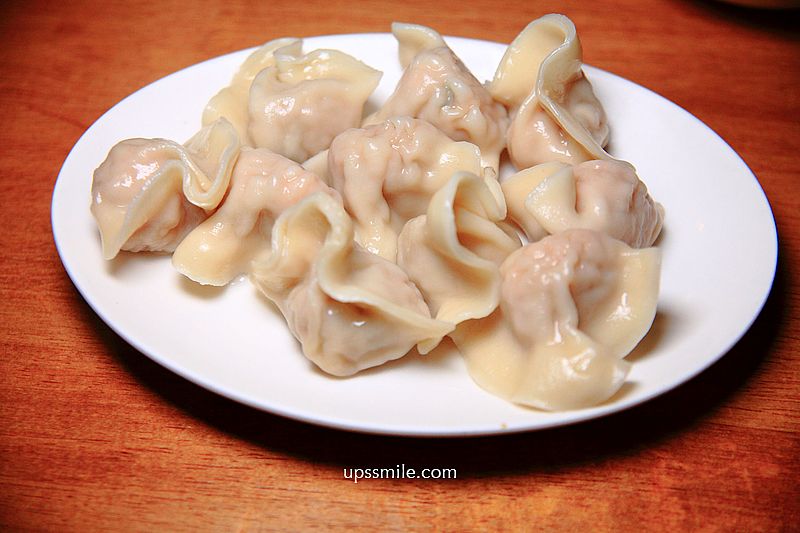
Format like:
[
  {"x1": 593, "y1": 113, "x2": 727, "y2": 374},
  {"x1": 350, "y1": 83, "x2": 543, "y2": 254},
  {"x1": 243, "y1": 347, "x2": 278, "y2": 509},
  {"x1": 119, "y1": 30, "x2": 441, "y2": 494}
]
[{"x1": 1, "y1": 0, "x2": 798, "y2": 529}]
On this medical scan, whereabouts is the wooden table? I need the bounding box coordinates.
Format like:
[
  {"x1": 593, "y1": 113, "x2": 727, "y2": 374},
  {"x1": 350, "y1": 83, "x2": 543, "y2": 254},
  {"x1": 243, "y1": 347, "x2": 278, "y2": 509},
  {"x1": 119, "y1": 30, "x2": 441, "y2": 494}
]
[{"x1": 2, "y1": 0, "x2": 798, "y2": 530}]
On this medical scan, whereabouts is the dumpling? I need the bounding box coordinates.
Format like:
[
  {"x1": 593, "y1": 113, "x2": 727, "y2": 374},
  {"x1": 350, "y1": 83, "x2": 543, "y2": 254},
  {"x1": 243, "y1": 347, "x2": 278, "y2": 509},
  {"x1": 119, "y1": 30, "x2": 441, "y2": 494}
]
[
  {"x1": 392, "y1": 22, "x2": 447, "y2": 68},
  {"x1": 500, "y1": 161, "x2": 563, "y2": 243},
  {"x1": 248, "y1": 44, "x2": 382, "y2": 161},
  {"x1": 502, "y1": 159, "x2": 664, "y2": 247},
  {"x1": 250, "y1": 192, "x2": 453, "y2": 376},
  {"x1": 90, "y1": 118, "x2": 240, "y2": 260},
  {"x1": 397, "y1": 171, "x2": 520, "y2": 339},
  {"x1": 172, "y1": 147, "x2": 336, "y2": 286},
  {"x1": 452, "y1": 229, "x2": 661, "y2": 410},
  {"x1": 203, "y1": 37, "x2": 302, "y2": 145},
  {"x1": 301, "y1": 149, "x2": 331, "y2": 186},
  {"x1": 488, "y1": 14, "x2": 612, "y2": 169},
  {"x1": 364, "y1": 23, "x2": 509, "y2": 172},
  {"x1": 328, "y1": 116, "x2": 484, "y2": 260}
]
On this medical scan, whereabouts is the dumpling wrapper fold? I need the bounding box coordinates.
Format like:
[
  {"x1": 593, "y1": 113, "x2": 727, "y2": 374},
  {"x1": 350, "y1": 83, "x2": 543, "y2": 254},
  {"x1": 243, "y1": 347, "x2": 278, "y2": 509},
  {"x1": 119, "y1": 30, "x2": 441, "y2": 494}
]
[
  {"x1": 328, "y1": 116, "x2": 484, "y2": 261},
  {"x1": 364, "y1": 23, "x2": 509, "y2": 172},
  {"x1": 172, "y1": 148, "x2": 336, "y2": 286},
  {"x1": 397, "y1": 171, "x2": 521, "y2": 352},
  {"x1": 250, "y1": 192, "x2": 453, "y2": 376},
  {"x1": 248, "y1": 44, "x2": 382, "y2": 161},
  {"x1": 502, "y1": 159, "x2": 664, "y2": 247},
  {"x1": 90, "y1": 118, "x2": 240, "y2": 259},
  {"x1": 203, "y1": 37, "x2": 302, "y2": 145},
  {"x1": 453, "y1": 229, "x2": 661, "y2": 410},
  {"x1": 489, "y1": 14, "x2": 616, "y2": 169}
]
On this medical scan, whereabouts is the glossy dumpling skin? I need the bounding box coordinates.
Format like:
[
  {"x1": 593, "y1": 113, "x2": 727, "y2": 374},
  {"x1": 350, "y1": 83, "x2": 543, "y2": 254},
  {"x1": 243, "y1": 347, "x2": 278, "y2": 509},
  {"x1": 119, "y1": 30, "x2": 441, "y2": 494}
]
[
  {"x1": 328, "y1": 116, "x2": 484, "y2": 260},
  {"x1": 301, "y1": 149, "x2": 332, "y2": 186},
  {"x1": 392, "y1": 22, "x2": 447, "y2": 68},
  {"x1": 397, "y1": 172, "x2": 520, "y2": 342},
  {"x1": 203, "y1": 37, "x2": 302, "y2": 145},
  {"x1": 250, "y1": 193, "x2": 453, "y2": 376},
  {"x1": 248, "y1": 44, "x2": 382, "y2": 162},
  {"x1": 172, "y1": 147, "x2": 336, "y2": 286},
  {"x1": 453, "y1": 229, "x2": 661, "y2": 410},
  {"x1": 489, "y1": 14, "x2": 612, "y2": 169},
  {"x1": 364, "y1": 23, "x2": 509, "y2": 172},
  {"x1": 502, "y1": 159, "x2": 664, "y2": 247},
  {"x1": 90, "y1": 118, "x2": 240, "y2": 259}
]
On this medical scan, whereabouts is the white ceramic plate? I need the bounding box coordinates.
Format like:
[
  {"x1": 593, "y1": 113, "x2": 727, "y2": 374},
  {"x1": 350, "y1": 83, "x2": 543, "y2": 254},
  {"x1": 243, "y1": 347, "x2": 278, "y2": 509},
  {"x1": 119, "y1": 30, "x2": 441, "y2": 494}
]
[{"x1": 52, "y1": 33, "x2": 777, "y2": 436}]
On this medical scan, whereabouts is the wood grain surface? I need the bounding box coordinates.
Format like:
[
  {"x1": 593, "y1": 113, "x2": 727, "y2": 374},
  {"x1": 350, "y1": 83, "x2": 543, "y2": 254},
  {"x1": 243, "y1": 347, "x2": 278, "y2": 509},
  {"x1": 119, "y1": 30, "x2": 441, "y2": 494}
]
[{"x1": 1, "y1": 0, "x2": 798, "y2": 530}]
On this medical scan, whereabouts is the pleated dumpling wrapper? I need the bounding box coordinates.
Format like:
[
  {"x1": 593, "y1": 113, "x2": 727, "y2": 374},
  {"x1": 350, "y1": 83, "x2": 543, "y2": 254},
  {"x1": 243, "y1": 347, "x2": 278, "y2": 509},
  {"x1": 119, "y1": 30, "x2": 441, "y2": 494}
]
[
  {"x1": 172, "y1": 148, "x2": 337, "y2": 286},
  {"x1": 203, "y1": 37, "x2": 302, "y2": 145},
  {"x1": 452, "y1": 229, "x2": 661, "y2": 410},
  {"x1": 328, "y1": 116, "x2": 484, "y2": 261},
  {"x1": 397, "y1": 171, "x2": 520, "y2": 350},
  {"x1": 488, "y1": 14, "x2": 614, "y2": 170},
  {"x1": 502, "y1": 159, "x2": 664, "y2": 247},
  {"x1": 364, "y1": 23, "x2": 509, "y2": 172},
  {"x1": 90, "y1": 118, "x2": 240, "y2": 260},
  {"x1": 248, "y1": 42, "x2": 382, "y2": 162},
  {"x1": 250, "y1": 193, "x2": 453, "y2": 376}
]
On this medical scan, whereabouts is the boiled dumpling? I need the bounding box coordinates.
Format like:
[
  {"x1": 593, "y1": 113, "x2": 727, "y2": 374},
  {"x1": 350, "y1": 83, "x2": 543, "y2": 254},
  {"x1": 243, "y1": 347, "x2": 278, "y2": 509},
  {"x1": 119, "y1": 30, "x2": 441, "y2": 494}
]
[
  {"x1": 502, "y1": 159, "x2": 664, "y2": 247},
  {"x1": 203, "y1": 37, "x2": 302, "y2": 145},
  {"x1": 248, "y1": 43, "x2": 382, "y2": 161},
  {"x1": 392, "y1": 22, "x2": 447, "y2": 68},
  {"x1": 364, "y1": 23, "x2": 509, "y2": 172},
  {"x1": 397, "y1": 171, "x2": 520, "y2": 341},
  {"x1": 489, "y1": 14, "x2": 612, "y2": 169},
  {"x1": 90, "y1": 118, "x2": 240, "y2": 259},
  {"x1": 452, "y1": 229, "x2": 661, "y2": 410},
  {"x1": 301, "y1": 149, "x2": 332, "y2": 186},
  {"x1": 250, "y1": 192, "x2": 453, "y2": 376},
  {"x1": 328, "y1": 116, "x2": 484, "y2": 260},
  {"x1": 172, "y1": 147, "x2": 336, "y2": 286}
]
